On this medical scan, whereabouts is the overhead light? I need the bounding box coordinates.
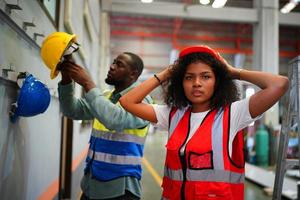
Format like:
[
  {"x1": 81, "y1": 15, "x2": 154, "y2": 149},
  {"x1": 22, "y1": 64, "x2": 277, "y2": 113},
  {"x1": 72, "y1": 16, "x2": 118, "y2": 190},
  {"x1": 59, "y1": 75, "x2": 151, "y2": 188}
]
[
  {"x1": 280, "y1": 0, "x2": 299, "y2": 14},
  {"x1": 212, "y1": 0, "x2": 227, "y2": 8},
  {"x1": 199, "y1": 0, "x2": 210, "y2": 5},
  {"x1": 141, "y1": 0, "x2": 153, "y2": 3}
]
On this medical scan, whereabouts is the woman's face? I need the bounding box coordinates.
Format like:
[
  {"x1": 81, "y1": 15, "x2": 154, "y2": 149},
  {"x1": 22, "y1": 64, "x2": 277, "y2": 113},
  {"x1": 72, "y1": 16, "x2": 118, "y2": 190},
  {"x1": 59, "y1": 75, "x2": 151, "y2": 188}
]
[{"x1": 182, "y1": 61, "x2": 216, "y2": 112}]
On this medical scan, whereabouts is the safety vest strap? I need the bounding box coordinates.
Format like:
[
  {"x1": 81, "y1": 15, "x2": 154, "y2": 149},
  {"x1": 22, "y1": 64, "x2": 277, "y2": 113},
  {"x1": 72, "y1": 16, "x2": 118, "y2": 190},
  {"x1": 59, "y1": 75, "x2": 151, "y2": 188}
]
[
  {"x1": 164, "y1": 167, "x2": 244, "y2": 184},
  {"x1": 168, "y1": 107, "x2": 190, "y2": 139},
  {"x1": 91, "y1": 129, "x2": 146, "y2": 144},
  {"x1": 88, "y1": 149, "x2": 141, "y2": 165}
]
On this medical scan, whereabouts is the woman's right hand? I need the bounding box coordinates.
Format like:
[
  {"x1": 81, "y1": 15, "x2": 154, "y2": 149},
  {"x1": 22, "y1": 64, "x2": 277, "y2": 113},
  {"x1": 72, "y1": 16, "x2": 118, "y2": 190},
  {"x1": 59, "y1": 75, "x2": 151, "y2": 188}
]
[
  {"x1": 119, "y1": 64, "x2": 176, "y2": 123},
  {"x1": 157, "y1": 64, "x2": 174, "y2": 83}
]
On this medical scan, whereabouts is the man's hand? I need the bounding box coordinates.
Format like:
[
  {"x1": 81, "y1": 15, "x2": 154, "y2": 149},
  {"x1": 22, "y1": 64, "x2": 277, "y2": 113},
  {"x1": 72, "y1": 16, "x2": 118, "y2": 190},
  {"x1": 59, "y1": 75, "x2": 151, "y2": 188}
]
[{"x1": 60, "y1": 61, "x2": 96, "y2": 92}]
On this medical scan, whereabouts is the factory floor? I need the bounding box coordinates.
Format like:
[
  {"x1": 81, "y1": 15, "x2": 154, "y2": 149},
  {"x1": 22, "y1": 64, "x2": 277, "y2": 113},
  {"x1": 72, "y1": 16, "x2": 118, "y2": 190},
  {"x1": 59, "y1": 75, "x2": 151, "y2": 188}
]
[{"x1": 141, "y1": 130, "x2": 272, "y2": 200}]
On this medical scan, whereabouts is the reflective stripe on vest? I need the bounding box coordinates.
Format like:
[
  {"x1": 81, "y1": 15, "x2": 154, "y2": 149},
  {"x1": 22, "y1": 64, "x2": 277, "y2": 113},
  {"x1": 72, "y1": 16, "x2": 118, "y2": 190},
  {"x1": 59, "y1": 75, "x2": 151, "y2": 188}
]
[
  {"x1": 88, "y1": 149, "x2": 141, "y2": 165},
  {"x1": 169, "y1": 107, "x2": 188, "y2": 137},
  {"x1": 211, "y1": 108, "x2": 225, "y2": 169},
  {"x1": 164, "y1": 167, "x2": 244, "y2": 183}
]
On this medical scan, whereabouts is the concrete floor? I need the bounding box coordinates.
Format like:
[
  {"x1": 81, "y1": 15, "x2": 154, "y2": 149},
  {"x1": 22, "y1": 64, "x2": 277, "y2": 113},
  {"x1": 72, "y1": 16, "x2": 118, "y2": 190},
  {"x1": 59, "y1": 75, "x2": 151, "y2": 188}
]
[{"x1": 141, "y1": 130, "x2": 272, "y2": 200}]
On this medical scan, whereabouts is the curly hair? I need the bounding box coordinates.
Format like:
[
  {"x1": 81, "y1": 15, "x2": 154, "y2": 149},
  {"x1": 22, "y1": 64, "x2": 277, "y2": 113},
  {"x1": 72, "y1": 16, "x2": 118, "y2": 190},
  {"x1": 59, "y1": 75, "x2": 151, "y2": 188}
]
[{"x1": 164, "y1": 52, "x2": 240, "y2": 109}]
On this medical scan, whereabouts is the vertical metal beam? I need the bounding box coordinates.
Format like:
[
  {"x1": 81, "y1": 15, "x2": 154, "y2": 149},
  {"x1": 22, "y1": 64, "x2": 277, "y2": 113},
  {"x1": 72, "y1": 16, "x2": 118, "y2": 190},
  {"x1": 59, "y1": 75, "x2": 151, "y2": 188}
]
[
  {"x1": 253, "y1": 0, "x2": 279, "y2": 126},
  {"x1": 273, "y1": 125, "x2": 289, "y2": 200},
  {"x1": 59, "y1": 116, "x2": 73, "y2": 199},
  {"x1": 273, "y1": 56, "x2": 300, "y2": 200},
  {"x1": 101, "y1": 0, "x2": 112, "y2": 12},
  {"x1": 99, "y1": 11, "x2": 111, "y2": 89},
  {"x1": 298, "y1": 182, "x2": 300, "y2": 200}
]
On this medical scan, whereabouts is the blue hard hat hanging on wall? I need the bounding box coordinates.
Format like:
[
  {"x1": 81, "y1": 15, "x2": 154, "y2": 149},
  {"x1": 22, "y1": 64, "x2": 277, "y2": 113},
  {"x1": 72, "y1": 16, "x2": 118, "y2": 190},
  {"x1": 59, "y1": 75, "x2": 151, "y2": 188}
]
[{"x1": 10, "y1": 73, "x2": 51, "y2": 123}]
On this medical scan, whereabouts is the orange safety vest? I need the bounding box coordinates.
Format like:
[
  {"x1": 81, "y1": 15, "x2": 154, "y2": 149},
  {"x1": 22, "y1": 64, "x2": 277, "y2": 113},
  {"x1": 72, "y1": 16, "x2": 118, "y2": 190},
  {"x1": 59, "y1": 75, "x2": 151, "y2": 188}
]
[{"x1": 162, "y1": 106, "x2": 245, "y2": 200}]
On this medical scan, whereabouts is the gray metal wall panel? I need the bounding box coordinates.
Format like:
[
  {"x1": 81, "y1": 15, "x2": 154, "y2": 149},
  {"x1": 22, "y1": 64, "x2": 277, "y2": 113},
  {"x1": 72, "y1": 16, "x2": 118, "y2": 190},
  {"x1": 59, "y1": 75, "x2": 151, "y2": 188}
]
[{"x1": 0, "y1": 0, "x2": 101, "y2": 199}]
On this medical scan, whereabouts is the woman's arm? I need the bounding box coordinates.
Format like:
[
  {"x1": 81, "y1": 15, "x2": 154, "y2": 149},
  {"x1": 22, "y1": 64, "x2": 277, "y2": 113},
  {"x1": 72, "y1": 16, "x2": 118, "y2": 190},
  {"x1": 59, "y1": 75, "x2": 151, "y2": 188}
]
[
  {"x1": 228, "y1": 65, "x2": 289, "y2": 118},
  {"x1": 119, "y1": 67, "x2": 172, "y2": 123}
]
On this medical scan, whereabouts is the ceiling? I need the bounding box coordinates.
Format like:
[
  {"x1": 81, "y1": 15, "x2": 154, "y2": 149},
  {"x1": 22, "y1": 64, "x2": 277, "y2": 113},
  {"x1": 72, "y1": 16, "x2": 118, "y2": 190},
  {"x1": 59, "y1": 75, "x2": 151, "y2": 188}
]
[
  {"x1": 109, "y1": 0, "x2": 300, "y2": 76},
  {"x1": 110, "y1": 13, "x2": 299, "y2": 57},
  {"x1": 111, "y1": 0, "x2": 300, "y2": 12}
]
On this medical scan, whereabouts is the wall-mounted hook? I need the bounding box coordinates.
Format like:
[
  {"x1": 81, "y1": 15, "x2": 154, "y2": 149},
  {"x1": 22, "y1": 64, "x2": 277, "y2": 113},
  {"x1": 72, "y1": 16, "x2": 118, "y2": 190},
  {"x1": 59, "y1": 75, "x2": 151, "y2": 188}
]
[
  {"x1": 22, "y1": 20, "x2": 36, "y2": 31},
  {"x1": 33, "y1": 32, "x2": 45, "y2": 41},
  {"x1": 16, "y1": 72, "x2": 28, "y2": 88},
  {"x1": 5, "y1": 0, "x2": 22, "y2": 15},
  {"x1": 2, "y1": 64, "x2": 18, "y2": 82},
  {"x1": 2, "y1": 63, "x2": 15, "y2": 76}
]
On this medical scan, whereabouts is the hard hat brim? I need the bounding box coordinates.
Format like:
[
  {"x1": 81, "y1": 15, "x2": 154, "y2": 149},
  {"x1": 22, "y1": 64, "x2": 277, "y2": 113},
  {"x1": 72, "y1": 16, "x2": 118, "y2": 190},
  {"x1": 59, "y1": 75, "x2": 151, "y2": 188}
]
[
  {"x1": 179, "y1": 45, "x2": 224, "y2": 63},
  {"x1": 50, "y1": 69, "x2": 60, "y2": 79}
]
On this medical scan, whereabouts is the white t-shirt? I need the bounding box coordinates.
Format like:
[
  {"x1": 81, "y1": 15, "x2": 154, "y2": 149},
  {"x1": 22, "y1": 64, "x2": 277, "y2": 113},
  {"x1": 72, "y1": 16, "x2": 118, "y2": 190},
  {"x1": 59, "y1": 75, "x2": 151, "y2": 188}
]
[{"x1": 152, "y1": 97, "x2": 260, "y2": 156}]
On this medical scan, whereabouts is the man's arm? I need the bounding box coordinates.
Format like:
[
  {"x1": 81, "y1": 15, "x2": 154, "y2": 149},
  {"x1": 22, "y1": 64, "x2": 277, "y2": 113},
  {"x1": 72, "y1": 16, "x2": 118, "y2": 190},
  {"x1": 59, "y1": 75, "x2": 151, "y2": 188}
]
[{"x1": 58, "y1": 82, "x2": 94, "y2": 120}]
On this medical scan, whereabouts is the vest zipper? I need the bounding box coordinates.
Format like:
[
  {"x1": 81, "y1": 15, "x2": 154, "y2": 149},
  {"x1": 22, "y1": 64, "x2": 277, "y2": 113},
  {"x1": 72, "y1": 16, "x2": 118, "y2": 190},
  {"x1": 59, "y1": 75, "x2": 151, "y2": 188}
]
[
  {"x1": 179, "y1": 154, "x2": 187, "y2": 200},
  {"x1": 179, "y1": 112, "x2": 191, "y2": 200},
  {"x1": 176, "y1": 109, "x2": 212, "y2": 199}
]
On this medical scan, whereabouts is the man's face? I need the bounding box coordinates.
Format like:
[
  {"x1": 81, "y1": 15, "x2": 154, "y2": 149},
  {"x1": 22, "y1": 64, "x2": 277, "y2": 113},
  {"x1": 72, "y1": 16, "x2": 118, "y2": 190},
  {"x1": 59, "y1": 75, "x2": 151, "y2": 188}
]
[{"x1": 105, "y1": 53, "x2": 134, "y2": 86}]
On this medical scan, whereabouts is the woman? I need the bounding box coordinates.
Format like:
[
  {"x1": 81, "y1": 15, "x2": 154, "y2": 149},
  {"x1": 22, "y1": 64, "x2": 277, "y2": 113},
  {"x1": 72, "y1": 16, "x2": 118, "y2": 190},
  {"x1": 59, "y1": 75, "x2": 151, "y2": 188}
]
[{"x1": 119, "y1": 45, "x2": 288, "y2": 200}]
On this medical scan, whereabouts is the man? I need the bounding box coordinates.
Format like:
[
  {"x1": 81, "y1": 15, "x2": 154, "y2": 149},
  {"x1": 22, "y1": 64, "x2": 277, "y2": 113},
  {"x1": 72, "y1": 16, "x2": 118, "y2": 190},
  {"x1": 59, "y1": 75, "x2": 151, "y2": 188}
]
[{"x1": 58, "y1": 52, "x2": 152, "y2": 200}]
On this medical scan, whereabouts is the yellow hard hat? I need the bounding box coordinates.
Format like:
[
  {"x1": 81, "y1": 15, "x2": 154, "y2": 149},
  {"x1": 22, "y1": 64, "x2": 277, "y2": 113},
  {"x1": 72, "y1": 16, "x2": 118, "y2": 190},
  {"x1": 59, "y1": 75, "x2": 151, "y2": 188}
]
[{"x1": 41, "y1": 32, "x2": 77, "y2": 79}]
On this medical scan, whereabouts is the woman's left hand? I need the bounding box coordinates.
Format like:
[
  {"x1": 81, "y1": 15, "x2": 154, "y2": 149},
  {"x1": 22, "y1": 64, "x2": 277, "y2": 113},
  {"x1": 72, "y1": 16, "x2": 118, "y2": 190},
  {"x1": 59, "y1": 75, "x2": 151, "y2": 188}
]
[
  {"x1": 222, "y1": 57, "x2": 240, "y2": 79},
  {"x1": 156, "y1": 64, "x2": 174, "y2": 83}
]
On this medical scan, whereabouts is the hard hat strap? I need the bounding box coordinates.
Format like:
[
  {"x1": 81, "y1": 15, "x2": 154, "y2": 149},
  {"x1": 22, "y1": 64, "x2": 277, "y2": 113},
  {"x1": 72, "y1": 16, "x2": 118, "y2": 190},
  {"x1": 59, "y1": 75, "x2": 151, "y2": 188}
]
[{"x1": 63, "y1": 42, "x2": 80, "y2": 56}]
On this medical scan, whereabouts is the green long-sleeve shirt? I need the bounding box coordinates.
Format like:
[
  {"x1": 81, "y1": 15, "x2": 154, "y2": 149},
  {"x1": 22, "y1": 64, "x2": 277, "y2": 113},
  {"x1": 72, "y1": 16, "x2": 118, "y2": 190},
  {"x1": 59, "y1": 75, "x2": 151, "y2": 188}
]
[{"x1": 58, "y1": 82, "x2": 152, "y2": 199}]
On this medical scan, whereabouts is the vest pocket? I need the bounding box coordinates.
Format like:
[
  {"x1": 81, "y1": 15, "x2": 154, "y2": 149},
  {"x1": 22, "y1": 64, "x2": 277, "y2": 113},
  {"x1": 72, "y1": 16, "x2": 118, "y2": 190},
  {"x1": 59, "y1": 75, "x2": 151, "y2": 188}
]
[
  {"x1": 194, "y1": 183, "x2": 232, "y2": 200},
  {"x1": 188, "y1": 151, "x2": 214, "y2": 170}
]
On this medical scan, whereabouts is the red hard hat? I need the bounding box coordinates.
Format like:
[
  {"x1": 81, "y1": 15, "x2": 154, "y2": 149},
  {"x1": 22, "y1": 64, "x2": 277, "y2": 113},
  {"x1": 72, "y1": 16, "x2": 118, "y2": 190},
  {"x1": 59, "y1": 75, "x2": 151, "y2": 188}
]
[{"x1": 179, "y1": 45, "x2": 224, "y2": 63}]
